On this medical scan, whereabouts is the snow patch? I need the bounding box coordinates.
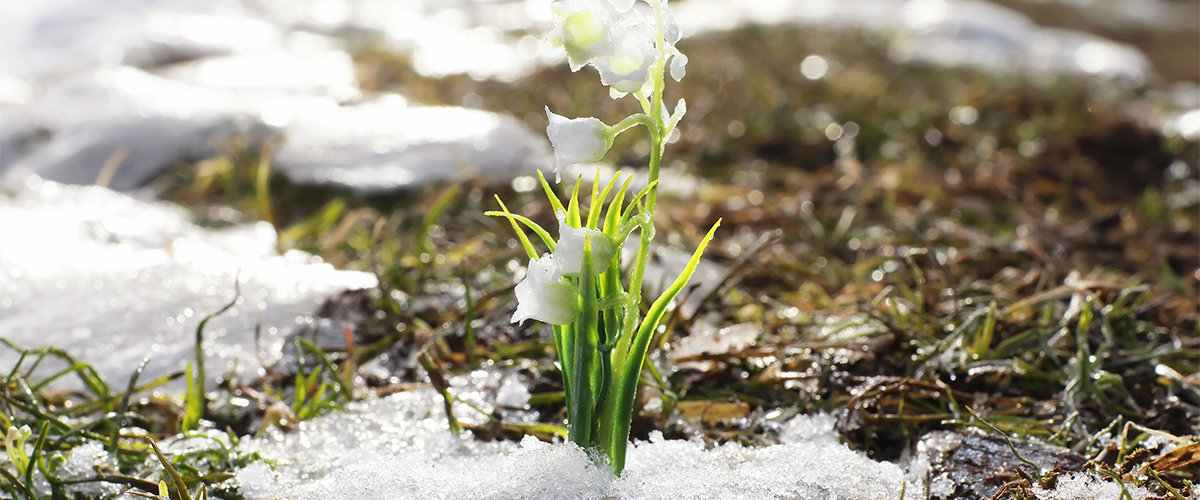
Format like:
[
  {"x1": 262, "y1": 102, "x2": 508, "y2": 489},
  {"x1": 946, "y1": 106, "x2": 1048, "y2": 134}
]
[{"x1": 0, "y1": 178, "x2": 377, "y2": 388}]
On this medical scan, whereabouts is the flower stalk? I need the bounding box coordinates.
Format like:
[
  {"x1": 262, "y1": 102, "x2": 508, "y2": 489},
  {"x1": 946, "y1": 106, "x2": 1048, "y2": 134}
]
[{"x1": 486, "y1": 0, "x2": 715, "y2": 475}]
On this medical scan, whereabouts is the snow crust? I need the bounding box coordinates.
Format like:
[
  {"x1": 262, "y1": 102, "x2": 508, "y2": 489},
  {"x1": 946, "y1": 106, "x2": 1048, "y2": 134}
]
[
  {"x1": 235, "y1": 374, "x2": 905, "y2": 500},
  {"x1": 0, "y1": 178, "x2": 377, "y2": 387}
]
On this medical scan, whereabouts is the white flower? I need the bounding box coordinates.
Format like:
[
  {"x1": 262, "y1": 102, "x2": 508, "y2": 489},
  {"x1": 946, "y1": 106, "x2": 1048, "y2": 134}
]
[
  {"x1": 553, "y1": 218, "x2": 616, "y2": 275},
  {"x1": 546, "y1": 107, "x2": 613, "y2": 177},
  {"x1": 552, "y1": 0, "x2": 612, "y2": 71},
  {"x1": 594, "y1": 28, "x2": 656, "y2": 93},
  {"x1": 512, "y1": 254, "x2": 579, "y2": 325},
  {"x1": 551, "y1": 0, "x2": 667, "y2": 93}
]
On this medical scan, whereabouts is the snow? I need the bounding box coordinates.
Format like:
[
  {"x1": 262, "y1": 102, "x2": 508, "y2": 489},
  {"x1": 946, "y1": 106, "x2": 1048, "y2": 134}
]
[
  {"x1": 1033, "y1": 472, "x2": 1155, "y2": 499},
  {"x1": 272, "y1": 96, "x2": 549, "y2": 194},
  {"x1": 673, "y1": 0, "x2": 1151, "y2": 84},
  {"x1": 235, "y1": 374, "x2": 906, "y2": 500},
  {"x1": 0, "y1": 0, "x2": 1163, "y2": 194},
  {"x1": 0, "y1": 178, "x2": 377, "y2": 388},
  {"x1": 0, "y1": 64, "x2": 548, "y2": 194}
]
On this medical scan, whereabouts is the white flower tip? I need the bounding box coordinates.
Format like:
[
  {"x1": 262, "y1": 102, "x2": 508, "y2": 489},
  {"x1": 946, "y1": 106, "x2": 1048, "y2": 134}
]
[{"x1": 670, "y1": 53, "x2": 688, "y2": 81}]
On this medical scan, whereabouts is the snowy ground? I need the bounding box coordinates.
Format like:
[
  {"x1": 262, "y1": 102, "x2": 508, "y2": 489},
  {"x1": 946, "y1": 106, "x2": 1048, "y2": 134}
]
[{"x1": 0, "y1": 0, "x2": 1189, "y2": 498}]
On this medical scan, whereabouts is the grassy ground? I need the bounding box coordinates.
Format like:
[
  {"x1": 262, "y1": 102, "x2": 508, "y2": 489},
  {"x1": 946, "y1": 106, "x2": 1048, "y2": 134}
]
[{"x1": 2, "y1": 25, "x2": 1196, "y2": 499}]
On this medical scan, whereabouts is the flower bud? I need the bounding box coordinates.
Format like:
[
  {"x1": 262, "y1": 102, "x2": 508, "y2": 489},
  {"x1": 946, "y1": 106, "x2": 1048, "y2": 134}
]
[{"x1": 546, "y1": 107, "x2": 613, "y2": 178}]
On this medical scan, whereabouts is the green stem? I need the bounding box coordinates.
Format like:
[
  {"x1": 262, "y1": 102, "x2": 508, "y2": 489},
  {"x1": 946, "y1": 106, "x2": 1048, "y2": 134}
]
[
  {"x1": 604, "y1": 2, "x2": 671, "y2": 471},
  {"x1": 609, "y1": 114, "x2": 653, "y2": 136}
]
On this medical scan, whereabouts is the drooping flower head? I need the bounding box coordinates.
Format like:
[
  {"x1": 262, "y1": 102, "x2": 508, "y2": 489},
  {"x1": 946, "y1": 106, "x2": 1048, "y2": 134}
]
[
  {"x1": 512, "y1": 253, "x2": 579, "y2": 325},
  {"x1": 545, "y1": 107, "x2": 613, "y2": 179},
  {"x1": 550, "y1": 0, "x2": 688, "y2": 95},
  {"x1": 554, "y1": 216, "x2": 616, "y2": 275}
]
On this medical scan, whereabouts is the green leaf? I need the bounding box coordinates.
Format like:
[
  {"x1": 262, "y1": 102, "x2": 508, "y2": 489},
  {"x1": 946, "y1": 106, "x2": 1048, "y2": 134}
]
[
  {"x1": 603, "y1": 175, "x2": 635, "y2": 237},
  {"x1": 146, "y1": 436, "x2": 191, "y2": 500},
  {"x1": 182, "y1": 362, "x2": 201, "y2": 433},
  {"x1": 567, "y1": 175, "x2": 583, "y2": 228},
  {"x1": 484, "y1": 208, "x2": 555, "y2": 252},
  {"x1": 587, "y1": 170, "x2": 621, "y2": 230},
  {"x1": 490, "y1": 196, "x2": 542, "y2": 259},
  {"x1": 619, "y1": 180, "x2": 660, "y2": 229},
  {"x1": 606, "y1": 218, "x2": 720, "y2": 475},
  {"x1": 537, "y1": 170, "x2": 568, "y2": 217},
  {"x1": 568, "y1": 235, "x2": 599, "y2": 448}
]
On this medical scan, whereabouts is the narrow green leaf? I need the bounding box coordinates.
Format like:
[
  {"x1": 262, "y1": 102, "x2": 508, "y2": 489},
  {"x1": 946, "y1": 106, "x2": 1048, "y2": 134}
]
[
  {"x1": 491, "y1": 196, "x2": 541, "y2": 259},
  {"x1": 537, "y1": 170, "x2": 568, "y2": 217},
  {"x1": 567, "y1": 175, "x2": 583, "y2": 227},
  {"x1": 603, "y1": 175, "x2": 635, "y2": 237},
  {"x1": 553, "y1": 324, "x2": 572, "y2": 423},
  {"x1": 972, "y1": 301, "x2": 998, "y2": 358},
  {"x1": 146, "y1": 436, "x2": 191, "y2": 500},
  {"x1": 568, "y1": 235, "x2": 598, "y2": 448},
  {"x1": 25, "y1": 422, "x2": 49, "y2": 494},
  {"x1": 484, "y1": 209, "x2": 555, "y2": 252},
  {"x1": 607, "y1": 218, "x2": 720, "y2": 475},
  {"x1": 182, "y1": 362, "x2": 201, "y2": 432},
  {"x1": 587, "y1": 170, "x2": 621, "y2": 230},
  {"x1": 619, "y1": 180, "x2": 660, "y2": 228}
]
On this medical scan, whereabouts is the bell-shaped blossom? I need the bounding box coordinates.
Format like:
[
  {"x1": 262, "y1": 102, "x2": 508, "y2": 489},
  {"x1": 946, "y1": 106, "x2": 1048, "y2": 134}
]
[
  {"x1": 512, "y1": 254, "x2": 579, "y2": 325},
  {"x1": 551, "y1": 0, "x2": 676, "y2": 94},
  {"x1": 546, "y1": 107, "x2": 613, "y2": 177},
  {"x1": 553, "y1": 218, "x2": 616, "y2": 275},
  {"x1": 552, "y1": 0, "x2": 612, "y2": 71},
  {"x1": 594, "y1": 29, "x2": 657, "y2": 93}
]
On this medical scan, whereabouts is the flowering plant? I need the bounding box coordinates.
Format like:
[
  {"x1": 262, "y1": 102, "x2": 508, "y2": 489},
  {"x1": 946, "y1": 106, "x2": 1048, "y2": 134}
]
[{"x1": 488, "y1": 0, "x2": 717, "y2": 475}]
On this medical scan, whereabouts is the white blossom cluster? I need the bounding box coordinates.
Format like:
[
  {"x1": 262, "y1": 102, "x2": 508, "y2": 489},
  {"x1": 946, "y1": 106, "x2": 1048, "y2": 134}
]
[
  {"x1": 551, "y1": 0, "x2": 687, "y2": 94},
  {"x1": 512, "y1": 0, "x2": 686, "y2": 327},
  {"x1": 543, "y1": 0, "x2": 687, "y2": 178}
]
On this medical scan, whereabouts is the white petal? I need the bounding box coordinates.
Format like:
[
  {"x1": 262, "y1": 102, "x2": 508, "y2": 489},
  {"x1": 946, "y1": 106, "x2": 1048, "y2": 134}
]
[
  {"x1": 606, "y1": 0, "x2": 637, "y2": 11},
  {"x1": 512, "y1": 276, "x2": 579, "y2": 325},
  {"x1": 554, "y1": 219, "x2": 616, "y2": 275},
  {"x1": 669, "y1": 52, "x2": 688, "y2": 81},
  {"x1": 552, "y1": 0, "x2": 613, "y2": 70}
]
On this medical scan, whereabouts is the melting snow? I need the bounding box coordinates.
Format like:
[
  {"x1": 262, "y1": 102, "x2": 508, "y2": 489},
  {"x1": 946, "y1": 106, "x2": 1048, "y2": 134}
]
[
  {"x1": 272, "y1": 96, "x2": 549, "y2": 194},
  {"x1": 235, "y1": 374, "x2": 906, "y2": 500},
  {"x1": 0, "y1": 178, "x2": 377, "y2": 388}
]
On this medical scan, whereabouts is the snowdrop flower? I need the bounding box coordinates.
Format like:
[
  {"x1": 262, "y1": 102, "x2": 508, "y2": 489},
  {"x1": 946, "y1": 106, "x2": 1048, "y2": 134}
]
[
  {"x1": 546, "y1": 107, "x2": 613, "y2": 178},
  {"x1": 594, "y1": 27, "x2": 657, "y2": 93},
  {"x1": 554, "y1": 217, "x2": 616, "y2": 275},
  {"x1": 552, "y1": 0, "x2": 613, "y2": 71},
  {"x1": 551, "y1": 0, "x2": 671, "y2": 94},
  {"x1": 512, "y1": 254, "x2": 579, "y2": 325}
]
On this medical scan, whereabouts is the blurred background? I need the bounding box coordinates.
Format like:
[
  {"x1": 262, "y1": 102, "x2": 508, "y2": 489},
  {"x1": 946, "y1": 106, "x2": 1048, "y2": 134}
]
[{"x1": 0, "y1": 1, "x2": 1198, "y2": 497}]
